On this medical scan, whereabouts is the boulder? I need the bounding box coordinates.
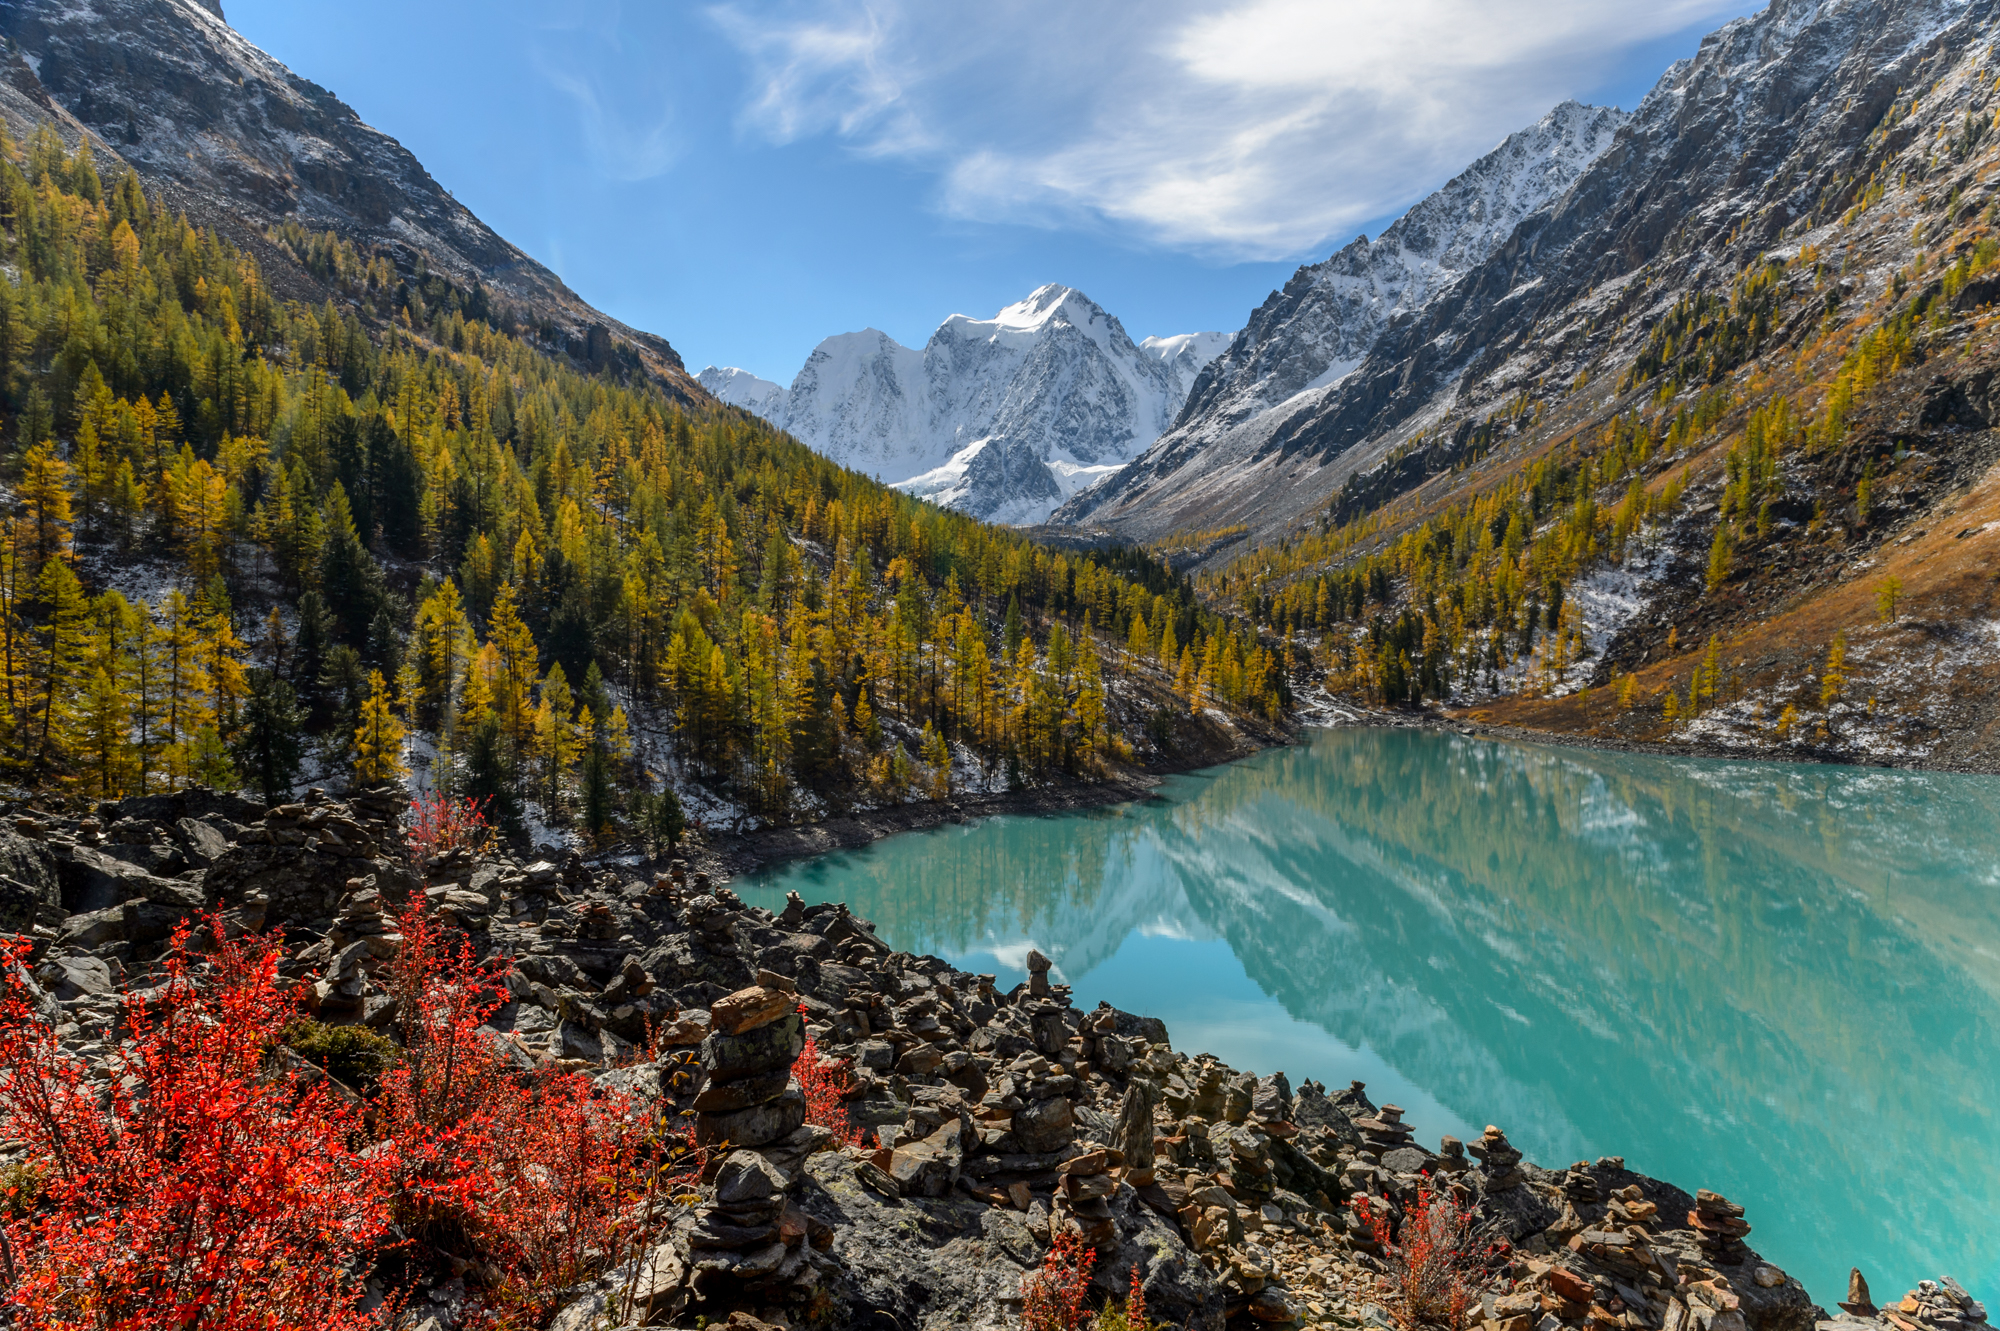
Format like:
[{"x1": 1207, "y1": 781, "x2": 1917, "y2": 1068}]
[
  {"x1": 0, "y1": 831, "x2": 61, "y2": 925},
  {"x1": 1012, "y1": 1094, "x2": 1075, "y2": 1153},
  {"x1": 35, "y1": 954, "x2": 113, "y2": 1000},
  {"x1": 888, "y1": 1119, "x2": 964, "y2": 1198},
  {"x1": 176, "y1": 817, "x2": 233, "y2": 867},
  {"x1": 207, "y1": 842, "x2": 414, "y2": 928},
  {"x1": 56, "y1": 906, "x2": 125, "y2": 949}
]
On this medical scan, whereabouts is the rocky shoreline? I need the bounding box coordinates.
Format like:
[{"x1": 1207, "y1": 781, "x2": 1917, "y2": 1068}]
[
  {"x1": 686, "y1": 706, "x2": 1291, "y2": 883},
  {"x1": 0, "y1": 785, "x2": 1983, "y2": 1331}
]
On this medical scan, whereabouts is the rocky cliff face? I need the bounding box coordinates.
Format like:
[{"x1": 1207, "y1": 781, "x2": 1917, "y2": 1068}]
[
  {"x1": 0, "y1": 0, "x2": 704, "y2": 398},
  {"x1": 701, "y1": 286, "x2": 1227, "y2": 524},
  {"x1": 1057, "y1": 99, "x2": 1630, "y2": 539}
]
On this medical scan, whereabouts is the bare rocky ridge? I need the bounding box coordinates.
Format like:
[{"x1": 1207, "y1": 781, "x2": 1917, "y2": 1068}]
[
  {"x1": 0, "y1": 0, "x2": 705, "y2": 400},
  {"x1": 0, "y1": 786, "x2": 1976, "y2": 1330}
]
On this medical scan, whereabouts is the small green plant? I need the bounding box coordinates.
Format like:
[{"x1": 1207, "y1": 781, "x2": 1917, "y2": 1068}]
[
  {"x1": 0, "y1": 1159, "x2": 46, "y2": 1218},
  {"x1": 284, "y1": 1019, "x2": 398, "y2": 1090}
]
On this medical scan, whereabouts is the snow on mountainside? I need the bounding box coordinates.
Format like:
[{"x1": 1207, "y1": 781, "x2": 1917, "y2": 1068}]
[
  {"x1": 1058, "y1": 99, "x2": 1629, "y2": 536},
  {"x1": 697, "y1": 366, "x2": 785, "y2": 421},
  {"x1": 700, "y1": 285, "x2": 1227, "y2": 524}
]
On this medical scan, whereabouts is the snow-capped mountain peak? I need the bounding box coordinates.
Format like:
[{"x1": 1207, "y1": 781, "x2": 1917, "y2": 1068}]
[{"x1": 700, "y1": 287, "x2": 1229, "y2": 525}]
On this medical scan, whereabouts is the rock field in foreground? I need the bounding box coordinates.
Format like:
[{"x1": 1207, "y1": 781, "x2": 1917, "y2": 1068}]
[{"x1": 0, "y1": 785, "x2": 1983, "y2": 1331}]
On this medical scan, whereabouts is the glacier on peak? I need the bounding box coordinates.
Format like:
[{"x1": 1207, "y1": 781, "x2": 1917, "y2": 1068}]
[{"x1": 697, "y1": 284, "x2": 1228, "y2": 525}]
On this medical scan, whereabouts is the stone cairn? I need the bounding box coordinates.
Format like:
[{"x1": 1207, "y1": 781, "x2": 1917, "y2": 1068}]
[
  {"x1": 1434, "y1": 1135, "x2": 1470, "y2": 1174},
  {"x1": 695, "y1": 979, "x2": 807, "y2": 1150},
  {"x1": 1468, "y1": 1124, "x2": 1525, "y2": 1190},
  {"x1": 1350, "y1": 1101, "x2": 1415, "y2": 1155},
  {"x1": 1880, "y1": 1278, "x2": 1989, "y2": 1331},
  {"x1": 1688, "y1": 1189, "x2": 1751, "y2": 1263},
  {"x1": 1562, "y1": 1160, "x2": 1603, "y2": 1206}
]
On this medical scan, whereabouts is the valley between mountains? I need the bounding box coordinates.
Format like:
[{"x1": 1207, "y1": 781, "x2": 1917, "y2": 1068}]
[{"x1": 0, "y1": 1, "x2": 1992, "y2": 1330}]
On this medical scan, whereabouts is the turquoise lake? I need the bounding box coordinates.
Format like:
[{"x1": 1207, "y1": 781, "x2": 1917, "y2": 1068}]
[{"x1": 742, "y1": 728, "x2": 2000, "y2": 1308}]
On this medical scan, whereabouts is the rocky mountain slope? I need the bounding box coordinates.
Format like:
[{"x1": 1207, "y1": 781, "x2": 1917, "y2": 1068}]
[
  {"x1": 10, "y1": 782, "x2": 1975, "y2": 1330},
  {"x1": 0, "y1": 0, "x2": 704, "y2": 398},
  {"x1": 700, "y1": 285, "x2": 1227, "y2": 524},
  {"x1": 1138, "y1": 0, "x2": 2000, "y2": 773},
  {"x1": 1056, "y1": 99, "x2": 1630, "y2": 540}
]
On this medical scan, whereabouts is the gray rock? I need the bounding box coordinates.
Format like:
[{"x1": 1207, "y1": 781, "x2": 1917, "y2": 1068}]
[
  {"x1": 1112, "y1": 1078, "x2": 1156, "y2": 1174},
  {"x1": 56, "y1": 905, "x2": 125, "y2": 949},
  {"x1": 55, "y1": 844, "x2": 173, "y2": 914},
  {"x1": 120, "y1": 898, "x2": 189, "y2": 945},
  {"x1": 714, "y1": 1149, "x2": 789, "y2": 1207},
  {"x1": 701, "y1": 1010, "x2": 804, "y2": 1083},
  {"x1": 0, "y1": 828, "x2": 57, "y2": 930},
  {"x1": 35, "y1": 954, "x2": 112, "y2": 1000},
  {"x1": 100, "y1": 842, "x2": 187, "y2": 877},
  {"x1": 556, "y1": 1020, "x2": 604, "y2": 1064},
  {"x1": 176, "y1": 817, "x2": 232, "y2": 867},
  {"x1": 888, "y1": 1119, "x2": 964, "y2": 1198},
  {"x1": 697, "y1": 1082, "x2": 806, "y2": 1148},
  {"x1": 1012, "y1": 1094, "x2": 1075, "y2": 1153},
  {"x1": 1382, "y1": 1146, "x2": 1434, "y2": 1175}
]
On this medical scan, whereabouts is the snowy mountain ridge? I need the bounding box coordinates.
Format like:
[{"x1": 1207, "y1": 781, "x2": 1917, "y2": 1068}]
[
  {"x1": 1057, "y1": 99, "x2": 1631, "y2": 536},
  {"x1": 700, "y1": 285, "x2": 1227, "y2": 525}
]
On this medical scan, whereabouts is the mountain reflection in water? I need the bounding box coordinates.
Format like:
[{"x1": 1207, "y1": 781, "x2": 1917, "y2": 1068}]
[{"x1": 745, "y1": 728, "x2": 2000, "y2": 1305}]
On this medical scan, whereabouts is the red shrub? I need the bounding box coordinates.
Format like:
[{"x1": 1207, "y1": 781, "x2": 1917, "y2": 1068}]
[
  {"x1": 378, "y1": 901, "x2": 702, "y2": 1329},
  {"x1": 0, "y1": 899, "x2": 703, "y2": 1331},
  {"x1": 1021, "y1": 1228, "x2": 1096, "y2": 1331},
  {"x1": 792, "y1": 1004, "x2": 866, "y2": 1148},
  {"x1": 0, "y1": 922, "x2": 389, "y2": 1331},
  {"x1": 1357, "y1": 1184, "x2": 1485, "y2": 1331},
  {"x1": 407, "y1": 792, "x2": 493, "y2": 866}
]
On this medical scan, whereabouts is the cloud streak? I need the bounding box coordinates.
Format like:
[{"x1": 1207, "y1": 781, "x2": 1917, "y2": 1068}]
[{"x1": 709, "y1": 0, "x2": 1749, "y2": 260}]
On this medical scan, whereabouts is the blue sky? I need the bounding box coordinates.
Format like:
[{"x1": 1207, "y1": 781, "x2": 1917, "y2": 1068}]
[{"x1": 226, "y1": 0, "x2": 1759, "y2": 385}]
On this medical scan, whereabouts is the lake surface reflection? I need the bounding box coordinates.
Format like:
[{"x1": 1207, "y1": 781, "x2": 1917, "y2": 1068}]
[{"x1": 743, "y1": 728, "x2": 2000, "y2": 1305}]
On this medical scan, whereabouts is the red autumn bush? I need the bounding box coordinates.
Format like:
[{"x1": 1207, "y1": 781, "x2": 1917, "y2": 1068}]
[
  {"x1": 1021, "y1": 1228, "x2": 1097, "y2": 1331},
  {"x1": 0, "y1": 921, "x2": 389, "y2": 1331},
  {"x1": 792, "y1": 1003, "x2": 867, "y2": 1148},
  {"x1": 1357, "y1": 1183, "x2": 1487, "y2": 1331},
  {"x1": 407, "y1": 791, "x2": 494, "y2": 865},
  {"x1": 377, "y1": 899, "x2": 701, "y2": 1329},
  {"x1": 0, "y1": 903, "x2": 701, "y2": 1331}
]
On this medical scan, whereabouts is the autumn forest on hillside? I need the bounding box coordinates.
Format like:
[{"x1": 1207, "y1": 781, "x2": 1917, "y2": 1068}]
[{"x1": 0, "y1": 126, "x2": 1291, "y2": 837}]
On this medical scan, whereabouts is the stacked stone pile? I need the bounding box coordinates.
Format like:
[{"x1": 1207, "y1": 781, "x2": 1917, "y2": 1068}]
[
  {"x1": 1471, "y1": 1123, "x2": 1527, "y2": 1190},
  {"x1": 1691, "y1": 1189, "x2": 1754, "y2": 1263},
  {"x1": 695, "y1": 980, "x2": 807, "y2": 1149}
]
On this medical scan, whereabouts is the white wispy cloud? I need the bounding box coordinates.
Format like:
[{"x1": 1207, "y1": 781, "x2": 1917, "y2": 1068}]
[
  {"x1": 708, "y1": 0, "x2": 1749, "y2": 260},
  {"x1": 532, "y1": 4, "x2": 682, "y2": 183}
]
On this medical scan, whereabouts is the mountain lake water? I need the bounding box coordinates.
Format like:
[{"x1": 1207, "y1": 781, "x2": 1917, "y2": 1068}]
[{"x1": 742, "y1": 727, "x2": 2000, "y2": 1306}]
